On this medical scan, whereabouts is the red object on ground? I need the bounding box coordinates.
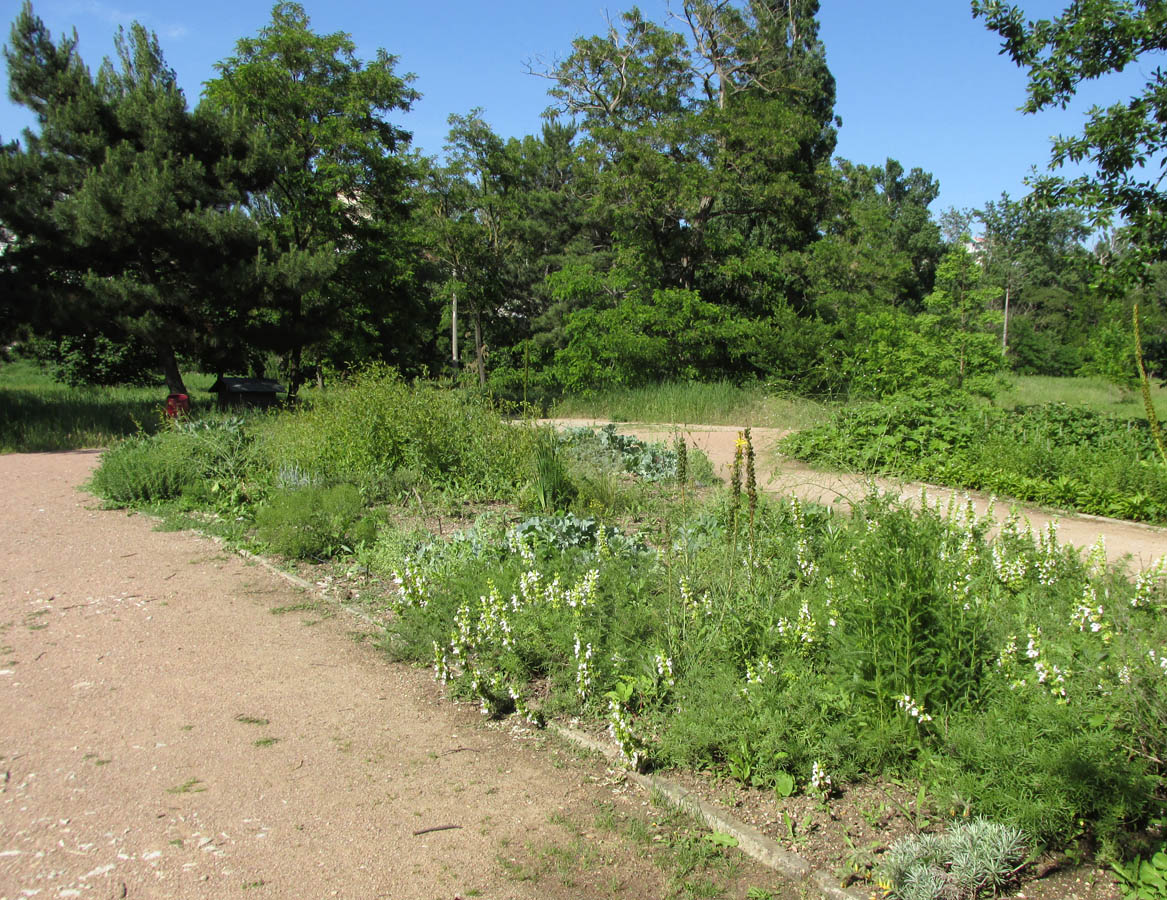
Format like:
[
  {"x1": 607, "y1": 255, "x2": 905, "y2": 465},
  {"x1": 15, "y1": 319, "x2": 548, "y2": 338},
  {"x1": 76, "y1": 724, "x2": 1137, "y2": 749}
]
[{"x1": 165, "y1": 393, "x2": 190, "y2": 417}]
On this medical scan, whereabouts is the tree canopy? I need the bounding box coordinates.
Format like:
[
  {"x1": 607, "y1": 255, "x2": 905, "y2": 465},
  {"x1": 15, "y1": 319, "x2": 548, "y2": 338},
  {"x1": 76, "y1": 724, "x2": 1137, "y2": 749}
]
[
  {"x1": 203, "y1": 1, "x2": 421, "y2": 397},
  {"x1": 973, "y1": 0, "x2": 1167, "y2": 262},
  {"x1": 1, "y1": 3, "x2": 265, "y2": 392},
  {"x1": 1, "y1": 0, "x2": 1158, "y2": 396}
]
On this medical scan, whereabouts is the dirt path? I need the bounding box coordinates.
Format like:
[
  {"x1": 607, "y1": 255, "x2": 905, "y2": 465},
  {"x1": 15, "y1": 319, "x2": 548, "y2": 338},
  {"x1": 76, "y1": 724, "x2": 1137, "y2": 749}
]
[
  {"x1": 0, "y1": 452, "x2": 782, "y2": 900},
  {"x1": 548, "y1": 419, "x2": 1167, "y2": 569}
]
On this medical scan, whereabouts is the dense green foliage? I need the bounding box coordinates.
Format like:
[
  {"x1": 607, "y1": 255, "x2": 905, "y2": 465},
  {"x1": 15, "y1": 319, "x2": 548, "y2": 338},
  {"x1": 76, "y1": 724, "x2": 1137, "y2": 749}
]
[
  {"x1": 5, "y1": 0, "x2": 1160, "y2": 399},
  {"x1": 254, "y1": 368, "x2": 534, "y2": 498},
  {"x1": 379, "y1": 488, "x2": 1167, "y2": 855},
  {"x1": 255, "y1": 483, "x2": 376, "y2": 560},
  {"x1": 1, "y1": 7, "x2": 268, "y2": 393},
  {"x1": 782, "y1": 398, "x2": 1167, "y2": 522},
  {"x1": 25, "y1": 333, "x2": 160, "y2": 387},
  {"x1": 89, "y1": 430, "x2": 203, "y2": 502},
  {"x1": 202, "y1": 3, "x2": 423, "y2": 398}
]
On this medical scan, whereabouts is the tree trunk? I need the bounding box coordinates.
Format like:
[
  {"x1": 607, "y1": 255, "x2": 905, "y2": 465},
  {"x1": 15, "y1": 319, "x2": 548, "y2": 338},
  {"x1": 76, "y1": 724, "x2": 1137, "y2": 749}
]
[
  {"x1": 157, "y1": 343, "x2": 187, "y2": 395},
  {"x1": 286, "y1": 343, "x2": 304, "y2": 405},
  {"x1": 473, "y1": 309, "x2": 486, "y2": 387},
  {"x1": 1002, "y1": 284, "x2": 1010, "y2": 355}
]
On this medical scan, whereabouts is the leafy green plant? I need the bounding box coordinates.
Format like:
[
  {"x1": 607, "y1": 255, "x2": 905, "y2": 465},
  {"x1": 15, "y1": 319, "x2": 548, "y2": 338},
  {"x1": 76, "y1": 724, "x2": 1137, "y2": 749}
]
[
  {"x1": 526, "y1": 433, "x2": 577, "y2": 513},
  {"x1": 1114, "y1": 846, "x2": 1167, "y2": 900},
  {"x1": 26, "y1": 332, "x2": 159, "y2": 387},
  {"x1": 254, "y1": 367, "x2": 534, "y2": 498},
  {"x1": 255, "y1": 483, "x2": 376, "y2": 560},
  {"x1": 97, "y1": 369, "x2": 1167, "y2": 860},
  {"x1": 773, "y1": 770, "x2": 796, "y2": 799},
  {"x1": 783, "y1": 397, "x2": 1167, "y2": 523},
  {"x1": 877, "y1": 818, "x2": 1028, "y2": 900},
  {"x1": 90, "y1": 431, "x2": 201, "y2": 503},
  {"x1": 559, "y1": 424, "x2": 679, "y2": 481}
]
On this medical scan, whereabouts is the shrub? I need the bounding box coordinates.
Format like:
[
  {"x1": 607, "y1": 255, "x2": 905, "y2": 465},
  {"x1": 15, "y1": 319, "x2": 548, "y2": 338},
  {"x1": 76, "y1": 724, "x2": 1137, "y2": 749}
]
[
  {"x1": 255, "y1": 483, "x2": 375, "y2": 560},
  {"x1": 28, "y1": 333, "x2": 159, "y2": 387},
  {"x1": 90, "y1": 431, "x2": 200, "y2": 503},
  {"x1": 253, "y1": 368, "x2": 533, "y2": 498}
]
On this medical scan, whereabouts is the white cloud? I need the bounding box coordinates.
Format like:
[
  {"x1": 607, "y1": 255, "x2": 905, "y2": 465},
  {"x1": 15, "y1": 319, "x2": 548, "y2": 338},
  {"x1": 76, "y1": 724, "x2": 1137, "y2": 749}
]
[{"x1": 63, "y1": 0, "x2": 189, "y2": 42}]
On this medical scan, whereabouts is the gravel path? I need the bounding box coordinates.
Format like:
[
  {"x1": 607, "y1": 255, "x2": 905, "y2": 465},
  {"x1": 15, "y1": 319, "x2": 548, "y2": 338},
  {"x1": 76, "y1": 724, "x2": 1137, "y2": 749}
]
[
  {"x1": 548, "y1": 419, "x2": 1167, "y2": 569},
  {"x1": 0, "y1": 451, "x2": 776, "y2": 900}
]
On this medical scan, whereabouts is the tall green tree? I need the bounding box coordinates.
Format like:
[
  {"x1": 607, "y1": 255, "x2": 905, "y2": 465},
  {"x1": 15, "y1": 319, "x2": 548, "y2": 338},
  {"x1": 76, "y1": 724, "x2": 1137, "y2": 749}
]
[
  {"x1": 1, "y1": 4, "x2": 264, "y2": 393},
  {"x1": 419, "y1": 112, "x2": 601, "y2": 392},
  {"x1": 204, "y1": 2, "x2": 421, "y2": 397},
  {"x1": 539, "y1": 0, "x2": 837, "y2": 307},
  {"x1": 924, "y1": 245, "x2": 1005, "y2": 392},
  {"x1": 975, "y1": 191, "x2": 1090, "y2": 363},
  {"x1": 808, "y1": 158, "x2": 942, "y2": 319},
  {"x1": 973, "y1": 0, "x2": 1167, "y2": 265}
]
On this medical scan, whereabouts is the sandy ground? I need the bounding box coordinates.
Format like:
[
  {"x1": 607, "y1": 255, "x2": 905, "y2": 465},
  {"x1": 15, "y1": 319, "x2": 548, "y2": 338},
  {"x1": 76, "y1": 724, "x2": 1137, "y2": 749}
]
[
  {"x1": 548, "y1": 419, "x2": 1167, "y2": 569},
  {"x1": 0, "y1": 451, "x2": 781, "y2": 900}
]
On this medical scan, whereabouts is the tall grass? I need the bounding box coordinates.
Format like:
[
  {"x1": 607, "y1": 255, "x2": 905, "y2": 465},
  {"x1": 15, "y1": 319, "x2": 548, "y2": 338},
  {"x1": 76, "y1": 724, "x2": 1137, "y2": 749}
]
[
  {"x1": 0, "y1": 360, "x2": 216, "y2": 453},
  {"x1": 1000, "y1": 374, "x2": 1167, "y2": 419},
  {"x1": 551, "y1": 380, "x2": 829, "y2": 429}
]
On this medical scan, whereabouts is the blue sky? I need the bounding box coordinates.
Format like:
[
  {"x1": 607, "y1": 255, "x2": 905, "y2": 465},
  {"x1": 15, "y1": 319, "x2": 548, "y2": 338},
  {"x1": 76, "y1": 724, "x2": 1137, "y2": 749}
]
[{"x1": 0, "y1": 0, "x2": 1149, "y2": 216}]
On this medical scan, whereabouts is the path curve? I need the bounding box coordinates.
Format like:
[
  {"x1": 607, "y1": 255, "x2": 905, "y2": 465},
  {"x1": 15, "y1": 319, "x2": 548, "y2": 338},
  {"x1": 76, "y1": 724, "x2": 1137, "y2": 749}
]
[
  {"x1": 0, "y1": 451, "x2": 779, "y2": 900},
  {"x1": 545, "y1": 419, "x2": 1167, "y2": 570}
]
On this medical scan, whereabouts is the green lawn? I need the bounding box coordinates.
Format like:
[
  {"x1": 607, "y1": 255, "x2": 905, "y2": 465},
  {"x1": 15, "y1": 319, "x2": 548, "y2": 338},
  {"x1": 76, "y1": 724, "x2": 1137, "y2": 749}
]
[
  {"x1": 550, "y1": 379, "x2": 831, "y2": 430},
  {"x1": 0, "y1": 359, "x2": 216, "y2": 453},
  {"x1": 997, "y1": 373, "x2": 1167, "y2": 419}
]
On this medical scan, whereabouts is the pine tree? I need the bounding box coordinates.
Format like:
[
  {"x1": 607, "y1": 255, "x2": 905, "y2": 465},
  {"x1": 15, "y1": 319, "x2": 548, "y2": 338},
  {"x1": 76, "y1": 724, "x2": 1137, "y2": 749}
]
[{"x1": 1, "y1": 3, "x2": 265, "y2": 392}]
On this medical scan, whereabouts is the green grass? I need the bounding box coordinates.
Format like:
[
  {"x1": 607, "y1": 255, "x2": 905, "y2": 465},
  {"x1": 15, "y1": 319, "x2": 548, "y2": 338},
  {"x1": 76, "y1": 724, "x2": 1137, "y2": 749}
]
[
  {"x1": 0, "y1": 359, "x2": 217, "y2": 453},
  {"x1": 999, "y1": 374, "x2": 1167, "y2": 419},
  {"x1": 550, "y1": 375, "x2": 1167, "y2": 433},
  {"x1": 550, "y1": 380, "x2": 830, "y2": 430}
]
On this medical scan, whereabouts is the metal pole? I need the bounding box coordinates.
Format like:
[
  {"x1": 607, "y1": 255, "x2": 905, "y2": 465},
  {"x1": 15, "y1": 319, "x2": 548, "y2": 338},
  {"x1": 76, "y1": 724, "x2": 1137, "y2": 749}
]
[{"x1": 451, "y1": 288, "x2": 459, "y2": 369}]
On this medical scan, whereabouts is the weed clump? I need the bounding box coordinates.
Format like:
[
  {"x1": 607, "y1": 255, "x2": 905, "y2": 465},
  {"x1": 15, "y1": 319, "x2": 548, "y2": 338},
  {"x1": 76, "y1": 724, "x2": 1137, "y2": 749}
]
[
  {"x1": 253, "y1": 367, "x2": 532, "y2": 498},
  {"x1": 90, "y1": 431, "x2": 200, "y2": 503},
  {"x1": 255, "y1": 483, "x2": 375, "y2": 560}
]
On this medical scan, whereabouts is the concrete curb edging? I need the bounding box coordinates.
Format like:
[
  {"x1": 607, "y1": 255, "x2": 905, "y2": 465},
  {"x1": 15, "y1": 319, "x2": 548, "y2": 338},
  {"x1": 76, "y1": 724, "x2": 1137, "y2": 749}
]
[
  {"x1": 229, "y1": 544, "x2": 385, "y2": 629},
  {"x1": 550, "y1": 724, "x2": 869, "y2": 900}
]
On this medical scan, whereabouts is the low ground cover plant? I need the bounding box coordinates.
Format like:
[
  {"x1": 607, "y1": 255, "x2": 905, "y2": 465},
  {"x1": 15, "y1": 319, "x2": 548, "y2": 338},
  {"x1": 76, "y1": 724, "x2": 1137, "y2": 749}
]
[
  {"x1": 558, "y1": 424, "x2": 715, "y2": 484},
  {"x1": 781, "y1": 397, "x2": 1167, "y2": 523},
  {"x1": 877, "y1": 818, "x2": 1029, "y2": 900}
]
